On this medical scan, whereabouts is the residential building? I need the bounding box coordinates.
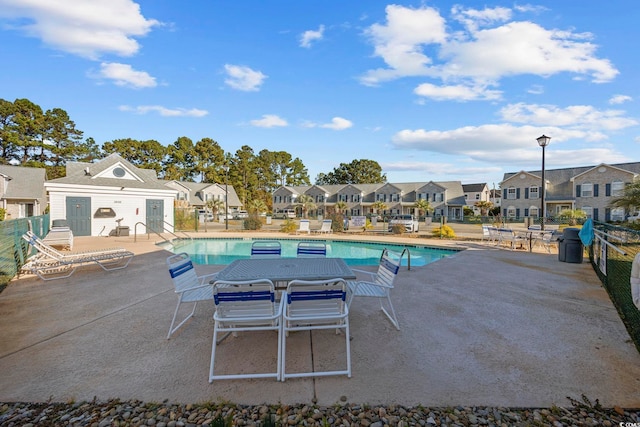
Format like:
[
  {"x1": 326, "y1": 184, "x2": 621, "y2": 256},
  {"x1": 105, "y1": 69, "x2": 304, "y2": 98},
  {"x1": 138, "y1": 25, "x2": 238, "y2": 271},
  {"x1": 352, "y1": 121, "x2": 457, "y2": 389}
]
[
  {"x1": 45, "y1": 153, "x2": 177, "y2": 236},
  {"x1": 272, "y1": 181, "x2": 467, "y2": 220},
  {"x1": 462, "y1": 183, "x2": 490, "y2": 215},
  {"x1": 500, "y1": 162, "x2": 640, "y2": 221},
  {"x1": 162, "y1": 180, "x2": 242, "y2": 213},
  {"x1": 0, "y1": 165, "x2": 47, "y2": 219}
]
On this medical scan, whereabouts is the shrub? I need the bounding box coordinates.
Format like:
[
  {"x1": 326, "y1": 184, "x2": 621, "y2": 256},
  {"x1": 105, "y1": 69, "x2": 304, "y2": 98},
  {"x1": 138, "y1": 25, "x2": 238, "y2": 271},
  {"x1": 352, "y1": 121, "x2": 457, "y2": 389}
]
[
  {"x1": 391, "y1": 223, "x2": 405, "y2": 234},
  {"x1": 243, "y1": 214, "x2": 262, "y2": 230},
  {"x1": 328, "y1": 213, "x2": 345, "y2": 232},
  {"x1": 280, "y1": 218, "x2": 297, "y2": 233},
  {"x1": 0, "y1": 208, "x2": 5, "y2": 221},
  {"x1": 432, "y1": 225, "x2": 456, "y2": 238}
]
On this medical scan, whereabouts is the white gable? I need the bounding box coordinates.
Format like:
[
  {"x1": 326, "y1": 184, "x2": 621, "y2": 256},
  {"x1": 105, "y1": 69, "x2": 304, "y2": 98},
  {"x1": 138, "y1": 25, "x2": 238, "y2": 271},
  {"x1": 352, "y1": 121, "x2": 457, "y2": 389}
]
[{"x1": 94, "y1": 162, "x2": 143, "y2": 182}]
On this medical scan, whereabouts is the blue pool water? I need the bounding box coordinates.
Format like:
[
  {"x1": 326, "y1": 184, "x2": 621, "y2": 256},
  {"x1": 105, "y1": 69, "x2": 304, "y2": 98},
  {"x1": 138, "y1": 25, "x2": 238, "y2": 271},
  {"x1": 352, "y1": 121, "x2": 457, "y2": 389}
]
[{"x1": 160, "y1": 238, "x2": 459, "y2": 266}]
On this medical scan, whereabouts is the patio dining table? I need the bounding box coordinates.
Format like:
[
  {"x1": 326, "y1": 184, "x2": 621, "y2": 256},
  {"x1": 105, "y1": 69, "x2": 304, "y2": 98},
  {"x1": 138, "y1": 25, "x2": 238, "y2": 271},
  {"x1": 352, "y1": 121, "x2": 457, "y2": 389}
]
[{"x1": 214, "y1": 257, "x2": 357, "y2": 287}]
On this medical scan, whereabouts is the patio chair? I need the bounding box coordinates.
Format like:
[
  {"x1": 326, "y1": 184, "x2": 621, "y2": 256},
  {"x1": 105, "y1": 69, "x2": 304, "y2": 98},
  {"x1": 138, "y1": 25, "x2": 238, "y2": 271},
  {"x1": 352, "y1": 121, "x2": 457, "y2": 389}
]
[
  {"x1": 250, "y1": 240, "x2": 282, "y2": 258},
  {"x1": 21, "y1": 231, "x2": 133, "y2": 281},
  {"x1": 166, "y1": 252, "x2": 218, "y2": 339},
  {"x1": 296, "y1": 219, "x2": 311, "y2": 234},
  {"x1": 281, "y1": 278, "x2": 351, "y2": 380},
  {"x1": 534, "y1": 231, "x2": 557, "y2": 253},
  {"x1": 312, "y1": 219, "x2": 332, "y2": 234},
  {"x1": 346, "y1": 248, "x2": 403, "y2": 330},
  {"x1": 296, "y1": 241, "x2": 327, "y2": 258},
  {"x1": 481, "y1": 225, "x2": 493, "y2": 243},
  {"x1": 209, "y1": 279, "x2": 284, "y2": 382},
  {"x1": 42, "y1": 223, "x2": 74, "y2": 250},
  {"x1": 495, "y1": 228, "x2": 525, "y2": 250}
]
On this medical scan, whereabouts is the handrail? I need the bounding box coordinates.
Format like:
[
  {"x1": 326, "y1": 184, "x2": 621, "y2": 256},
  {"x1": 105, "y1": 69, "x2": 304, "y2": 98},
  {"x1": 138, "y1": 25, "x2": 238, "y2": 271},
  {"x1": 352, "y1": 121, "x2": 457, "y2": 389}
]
[
  {"x1": 134, "y1": 221, "x2": 185, "y2": 243},
  {"x1": 593, "y1": 229, "x2": 627, "y2": 255},
  {"x1": 400, "y1": 247, "x2": 411, "y2": 271}
]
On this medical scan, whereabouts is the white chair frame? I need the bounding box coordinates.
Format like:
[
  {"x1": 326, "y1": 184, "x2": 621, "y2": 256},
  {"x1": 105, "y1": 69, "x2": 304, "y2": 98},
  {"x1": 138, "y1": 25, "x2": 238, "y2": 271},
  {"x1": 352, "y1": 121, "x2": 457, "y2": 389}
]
[
  {"x1": 166, "y1": 253, "x2": 217, "y2": 339},
  {"x1": 281, "y1": 278, "x2": 351, "y2": 381},
  {"x1": 209, "y1": 279, "x2": 284, "y2": 382}
]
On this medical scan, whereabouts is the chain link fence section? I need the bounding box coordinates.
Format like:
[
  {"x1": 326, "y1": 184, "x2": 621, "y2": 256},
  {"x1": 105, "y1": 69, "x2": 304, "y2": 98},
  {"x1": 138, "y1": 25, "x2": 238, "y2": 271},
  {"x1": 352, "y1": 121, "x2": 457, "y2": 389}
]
[
  {"x1": 0, "y1": 214, "x2": 50, "y2": 291},
  {"x1": 589, "y1": 221, "x2": 640, "y2": 352}
]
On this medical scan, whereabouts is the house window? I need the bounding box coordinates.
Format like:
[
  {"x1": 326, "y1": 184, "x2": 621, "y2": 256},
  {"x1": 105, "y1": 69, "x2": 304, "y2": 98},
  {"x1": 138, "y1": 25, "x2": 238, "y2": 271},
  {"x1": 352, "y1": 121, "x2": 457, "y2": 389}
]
[
  {"x1": 475, "y1": 194, "x2": 480, "y2": 200},
  {"x1": 529, "y1": 186, "x2": 539, "y2": 199},
  {"x1": 582, "y1": 206, "x2": 593, "y2": 218},
  {"x1": 611, "y1": 207, "x2": 625, "y2": 221},
  {"x1": 507, "y1": 187, "x2": 516, "y2": 200},
  {"x1": 529, "y1": 206, "x2": 539, "y2": 218},
  {"x1": 507, "y1": 207, "x2": 516, "y2": 218},
  {"x1": 612, "y1": 180, "x2": 625, "y2": 197},
  {"x1": 581, "y1": 183, "x2": 593, "y2": 197}
]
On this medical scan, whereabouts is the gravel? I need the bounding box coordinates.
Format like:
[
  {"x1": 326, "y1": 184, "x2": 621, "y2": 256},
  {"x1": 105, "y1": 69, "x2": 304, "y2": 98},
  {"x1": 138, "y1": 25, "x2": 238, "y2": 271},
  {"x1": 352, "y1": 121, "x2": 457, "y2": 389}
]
[{"x1": 1, "y1": 397, "x2": 639, "y2": 427}]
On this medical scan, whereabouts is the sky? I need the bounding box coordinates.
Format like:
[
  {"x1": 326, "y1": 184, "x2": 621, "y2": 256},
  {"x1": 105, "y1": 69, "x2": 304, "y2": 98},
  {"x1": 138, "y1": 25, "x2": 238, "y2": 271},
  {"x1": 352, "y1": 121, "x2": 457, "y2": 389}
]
[{"x1": 1, "y1": 0, "x2": 638, "y2": 189}]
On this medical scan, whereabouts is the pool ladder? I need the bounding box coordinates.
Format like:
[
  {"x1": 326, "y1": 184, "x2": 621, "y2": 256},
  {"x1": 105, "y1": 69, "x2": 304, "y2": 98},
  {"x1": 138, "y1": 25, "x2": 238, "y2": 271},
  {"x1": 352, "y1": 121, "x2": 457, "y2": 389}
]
[{"x1": 381, "y1": 247, "x2": 410, "y2": 270}]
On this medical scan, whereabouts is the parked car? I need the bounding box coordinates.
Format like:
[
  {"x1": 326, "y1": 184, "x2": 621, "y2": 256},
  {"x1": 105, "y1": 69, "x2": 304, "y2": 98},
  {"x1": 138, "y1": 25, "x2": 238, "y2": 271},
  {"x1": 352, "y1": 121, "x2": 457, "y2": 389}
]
[
  {"x1": 388, "y1": 214, "x2": 420, "y2": 232},
  {"x1": 197, "y1": 209, "x2": 214, "y2": 222},
  {"x1": 274, "y1": 209, "x2": 296, "y2": 219},
  {"x1": 233, "y1": 210, "x2": 249, "y2": 219},
  {"x1": 628, "y1": 212, "x2": 640, "y2": 222}
]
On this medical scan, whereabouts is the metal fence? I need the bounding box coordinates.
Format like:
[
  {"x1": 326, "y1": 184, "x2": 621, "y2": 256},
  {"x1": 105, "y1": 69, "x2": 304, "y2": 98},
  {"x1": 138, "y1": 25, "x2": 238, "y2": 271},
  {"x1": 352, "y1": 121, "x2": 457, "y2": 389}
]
[
  {"x1": 0, "y1": 214, "x2": 50, "y2": 290},
  {"x1": 589, "y1": 221, "x2": 640, "y2": 352}
]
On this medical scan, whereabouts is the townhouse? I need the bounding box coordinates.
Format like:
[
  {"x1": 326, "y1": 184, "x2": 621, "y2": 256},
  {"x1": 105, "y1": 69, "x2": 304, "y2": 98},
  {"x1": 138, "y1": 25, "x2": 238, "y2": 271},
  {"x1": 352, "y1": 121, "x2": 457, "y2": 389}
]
[
  {"x1": 500, "y1": 162, "x2": 640, "y2": 221},
  {"x1": 272, "y1": 181, "x2": 468, "y2": 219}
]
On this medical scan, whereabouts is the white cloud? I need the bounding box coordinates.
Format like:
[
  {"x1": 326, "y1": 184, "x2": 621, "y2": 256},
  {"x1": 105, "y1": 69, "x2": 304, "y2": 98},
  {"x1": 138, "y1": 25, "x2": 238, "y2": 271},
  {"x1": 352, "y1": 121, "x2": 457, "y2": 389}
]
[
  {"x1": 500, "y1": 103, "x2": 638, "y2": 130},
  {"x1": 321, "y1": 117, "x2": 353, "y2": 130},
  {"x1": 95, "y1": 62, "x2": 156, "y2": 88},
  {"x1": 609, "y1": 94, "x2": 632, "y2": 105},
  {"x1": 360, "y1": 4, "x2": 446, "y2": 85},
  {"x1": 224, "y1": 64, "x2": 267, "y2": 91},
  {"x1": 300, "y1": 25, "x2": 325, "y2": 48},
  {"x1": 391, "y1": 124, "x2": 610, "y2": 165},
  {"x1": 0, "y1": 0, "x2": 160, "y2": 59},
  {"x1": 382, "y1": 160, "x2": 502, "y2": 176},
  {"x1": 302, "y1": 117, "x2": 353, "y2": 130},
  {"x1": 360, "y1": 5, "x2": 618, "y2": 92},
  {"x1": 414, "y1": 82, "x2": 501, "y2": 101},
  {"x1": 119, "y1": 105, "x2": 208, "y2": 117},
  {"x1": 250, "y1": 114, "x2": 288, "y2": 128}
]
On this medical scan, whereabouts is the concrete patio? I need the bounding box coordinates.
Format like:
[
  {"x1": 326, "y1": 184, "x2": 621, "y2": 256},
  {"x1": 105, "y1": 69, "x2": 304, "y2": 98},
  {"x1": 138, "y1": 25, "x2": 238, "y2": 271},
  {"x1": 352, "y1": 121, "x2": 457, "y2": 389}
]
[{"x1": 1, "y1": 231, "x2": 639, "y2": 408}]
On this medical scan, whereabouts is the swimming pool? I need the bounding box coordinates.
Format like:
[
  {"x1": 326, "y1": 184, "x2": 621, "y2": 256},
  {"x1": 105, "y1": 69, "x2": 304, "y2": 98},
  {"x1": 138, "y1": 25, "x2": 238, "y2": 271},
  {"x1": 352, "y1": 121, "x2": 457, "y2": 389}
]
[{"x1": 160, "y1": 238, "x2": 459, "y2": 266}]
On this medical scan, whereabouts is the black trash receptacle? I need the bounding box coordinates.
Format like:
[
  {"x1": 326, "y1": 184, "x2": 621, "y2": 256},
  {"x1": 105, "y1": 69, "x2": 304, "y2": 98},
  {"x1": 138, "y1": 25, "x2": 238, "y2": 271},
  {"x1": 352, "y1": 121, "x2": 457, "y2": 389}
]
[{"x1": 558, "y1": 227, "x2": 583, "y2": 263}]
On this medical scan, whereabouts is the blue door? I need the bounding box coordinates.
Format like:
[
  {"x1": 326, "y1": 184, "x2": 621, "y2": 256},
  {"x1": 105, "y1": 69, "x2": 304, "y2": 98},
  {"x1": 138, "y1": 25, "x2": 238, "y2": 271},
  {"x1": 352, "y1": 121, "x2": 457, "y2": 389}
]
[
  {"x1": 146, "y1": 199, "x2": 164, "y2": 233},
  {"x1": 66, "y1": 197, "x2": 91, "y2": 236}
]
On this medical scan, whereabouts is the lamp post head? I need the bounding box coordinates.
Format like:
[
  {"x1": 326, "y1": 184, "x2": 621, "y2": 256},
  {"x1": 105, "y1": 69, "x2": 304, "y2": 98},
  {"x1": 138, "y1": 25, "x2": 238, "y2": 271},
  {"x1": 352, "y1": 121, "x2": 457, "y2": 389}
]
[{"x1": 537, "y1": 134, "x2": 551, "y2": 147}]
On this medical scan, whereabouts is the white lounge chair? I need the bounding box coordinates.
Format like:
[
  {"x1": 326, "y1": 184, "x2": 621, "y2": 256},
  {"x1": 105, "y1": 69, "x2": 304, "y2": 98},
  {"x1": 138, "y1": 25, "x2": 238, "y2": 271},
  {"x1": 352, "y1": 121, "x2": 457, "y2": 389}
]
[
  {"x1": 347, "y1": 248, "x2": 403, "y2": 330},
  {"x1": 312, "y1": 219, "x2": 332, "y2": 234},
  {"x1": 281, "y1": 278, "x2": 351, "y2": 380},
  {"x1": 21, "y1": 231, "x2": 133, "y2": 281},
  {"x1": 250, "y1": 240, "x2": 282, "y2": 258},
  {"x1": 296, "y1": 241, "x2": 327, "y2": 258},
  {"x1": 631, "y1": 253, "x2": 640, "y2": 310},
  {"x1": 296, "y1": 219, "x2": 311, "y2": 234},
  {"x1": 166, "y1": 252, "x2": 217, "y2": 339},
  {"x1": 209, "y1": 279, "x2": 284, "y2": 382}
]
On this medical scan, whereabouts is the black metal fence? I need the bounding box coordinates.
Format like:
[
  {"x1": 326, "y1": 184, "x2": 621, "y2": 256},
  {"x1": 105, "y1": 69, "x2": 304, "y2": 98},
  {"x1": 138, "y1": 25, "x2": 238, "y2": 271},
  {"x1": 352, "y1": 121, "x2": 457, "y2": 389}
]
[
  {"x1": 589, "y1": 221, "x2": 640, "y2": 352},
  {"x1": 0, "y1": 214, "x2": 50, "y2": 290}
]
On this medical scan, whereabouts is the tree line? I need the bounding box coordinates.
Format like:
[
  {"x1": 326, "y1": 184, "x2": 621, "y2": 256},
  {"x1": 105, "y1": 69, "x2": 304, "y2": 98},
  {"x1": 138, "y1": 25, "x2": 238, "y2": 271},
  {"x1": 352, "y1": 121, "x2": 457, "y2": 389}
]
[{"x1": 0, "y1": 98, "x2": 386, "y2": 210}]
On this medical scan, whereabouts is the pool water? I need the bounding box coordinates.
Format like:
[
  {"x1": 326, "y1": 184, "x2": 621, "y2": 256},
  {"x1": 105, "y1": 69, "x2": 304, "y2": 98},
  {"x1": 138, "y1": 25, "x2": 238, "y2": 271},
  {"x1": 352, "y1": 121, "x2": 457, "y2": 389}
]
[{"x1": 160, "y1": 238, "x2": 459, "y2": 266}]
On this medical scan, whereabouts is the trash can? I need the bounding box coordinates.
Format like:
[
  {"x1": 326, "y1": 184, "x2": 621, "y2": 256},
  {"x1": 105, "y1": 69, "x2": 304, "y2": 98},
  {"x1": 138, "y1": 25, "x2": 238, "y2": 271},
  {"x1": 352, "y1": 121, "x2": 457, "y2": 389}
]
[
  {"x1": 116, "y1": 226, "x2": 130, "y2": 237},
  {"x1": 558, "y1": 227, "x2": 583, "y2": 263}
]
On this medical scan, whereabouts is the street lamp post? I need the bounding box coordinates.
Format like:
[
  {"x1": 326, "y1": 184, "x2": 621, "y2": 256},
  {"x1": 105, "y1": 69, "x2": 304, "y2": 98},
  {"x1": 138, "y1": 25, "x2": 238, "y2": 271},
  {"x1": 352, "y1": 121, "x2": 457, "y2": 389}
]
[
  {"x1": 537, "y1": 134, "x2": 551, "y2": 230},
  {"x1": 224, "y1": 165, "x2": 229, "y2": 230}
]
